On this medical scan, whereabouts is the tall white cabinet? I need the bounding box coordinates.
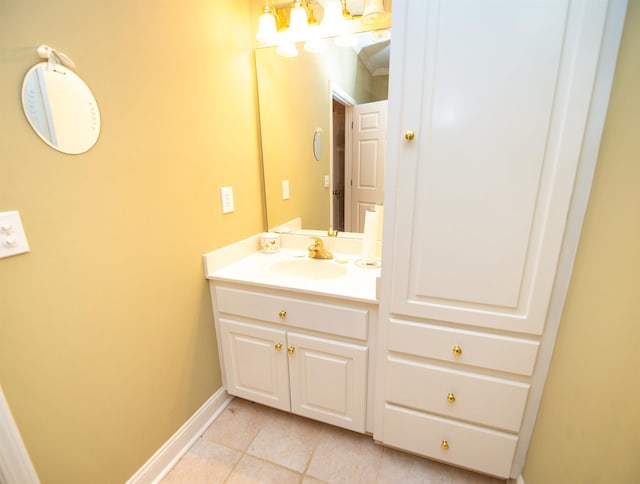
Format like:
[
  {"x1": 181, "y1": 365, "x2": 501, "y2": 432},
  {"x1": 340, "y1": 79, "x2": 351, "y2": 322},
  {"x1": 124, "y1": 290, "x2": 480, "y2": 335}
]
[{"x1": 374, "y1": 0, "x2": 626, "y2": 479}]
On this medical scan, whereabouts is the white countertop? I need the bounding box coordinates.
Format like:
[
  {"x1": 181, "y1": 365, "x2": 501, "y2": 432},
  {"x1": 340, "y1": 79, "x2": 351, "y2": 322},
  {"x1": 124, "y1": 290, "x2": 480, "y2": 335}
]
[{"x1": 205, "y1": 246, "x2": 380, "y2": 304}]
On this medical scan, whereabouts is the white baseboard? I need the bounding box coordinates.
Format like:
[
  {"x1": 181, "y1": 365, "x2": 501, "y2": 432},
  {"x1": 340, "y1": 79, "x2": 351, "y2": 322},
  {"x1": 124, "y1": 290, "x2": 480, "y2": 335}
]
[
  {"x1": 0, "y1": 386, "x2": 41, "y2": 484},
  {"x1": 126, "y1": 388, "x2": 232, "y2": 484},
  {"x1": 507, "y1": 475, "x2": 525, "y2": 484}
]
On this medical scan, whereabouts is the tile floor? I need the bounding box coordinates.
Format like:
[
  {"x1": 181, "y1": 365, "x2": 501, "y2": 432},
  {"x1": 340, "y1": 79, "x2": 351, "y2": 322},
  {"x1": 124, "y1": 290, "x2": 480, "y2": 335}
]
[{"x1": 161, "y1": 398, "x2": 507, "y2": 484}]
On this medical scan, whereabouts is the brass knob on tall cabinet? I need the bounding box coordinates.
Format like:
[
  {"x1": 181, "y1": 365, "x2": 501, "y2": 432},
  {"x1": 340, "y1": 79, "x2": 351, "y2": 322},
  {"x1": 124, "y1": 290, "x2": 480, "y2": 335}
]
[
  {"x1": 452, "y1": 345, "x2": 462, "y2": 356},
  {"x1": 275, "y1": 343, "x2": 282, "y2": 351},
  {"x1": 447, "y1": 393, "x2": 456, "y2": 403},
  {"x1": 288, "y1": 346, "x2": 295, "y2": 355},
  {"x1": 278, "y1": 310, "x2": 287, "y2": 319},
  {"x1": 440, "y1": 440, "x2": 449, "y2": 450},
  {"x1": 404, "y1": 131, "x2": 415, "y2": 141}
]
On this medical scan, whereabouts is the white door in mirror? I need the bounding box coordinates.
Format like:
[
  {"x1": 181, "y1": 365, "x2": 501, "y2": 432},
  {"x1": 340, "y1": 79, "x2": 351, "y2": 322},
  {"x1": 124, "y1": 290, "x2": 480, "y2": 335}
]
[{"x1": 0, "y1": 211, "x2": 30, "y2": 259}]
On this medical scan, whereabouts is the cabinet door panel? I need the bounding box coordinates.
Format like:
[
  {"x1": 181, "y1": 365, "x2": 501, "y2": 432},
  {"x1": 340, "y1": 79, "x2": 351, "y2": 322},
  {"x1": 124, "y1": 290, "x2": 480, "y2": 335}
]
[
  {"x1": 288, "y1": 332, "x2": 367, "y2": 432},
  {"x1": 388, "y1": 0, "x2": 610, "y2": 334},
  {"x1": 220, "y1": 319, "x2": 290, "y2": 411}
]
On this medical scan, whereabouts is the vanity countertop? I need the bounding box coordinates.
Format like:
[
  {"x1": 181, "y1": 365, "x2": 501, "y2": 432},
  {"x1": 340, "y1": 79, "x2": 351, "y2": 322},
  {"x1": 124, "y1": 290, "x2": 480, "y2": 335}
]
[{"x1": 205, "y1": 246, "x2": 380, "y2": 304}]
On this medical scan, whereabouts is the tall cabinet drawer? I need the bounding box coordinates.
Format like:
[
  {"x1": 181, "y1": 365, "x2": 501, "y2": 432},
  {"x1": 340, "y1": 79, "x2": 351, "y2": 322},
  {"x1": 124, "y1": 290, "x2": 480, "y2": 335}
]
[
  {"x1": 386, "y1": 357, "x2": 529, "y2": 432},
  {"x1": 383, "y1": 403, "x2": 518, "y2": 478},
  {"x1": 388, "y1": 319, "x2": 539, "y2": 376}
]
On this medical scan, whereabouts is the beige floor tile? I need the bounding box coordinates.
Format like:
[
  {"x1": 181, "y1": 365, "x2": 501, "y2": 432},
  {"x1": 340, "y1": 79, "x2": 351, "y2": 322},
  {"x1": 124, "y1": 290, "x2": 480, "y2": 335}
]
[
  {"x1": 306, "y1": 426, "x2": 383, "y2": 483},
  {"x1": 302, "y1": 477, "x2": 327, "y2": 484},
  {"x1": 247, "y1": 410, "x2": 325, "y2": 473},
  {"x1": 377, "y1": 447, "x2": 453, "y2": 483},
  {"x1": 202, "y1": 398, "x2": 276, "y2": 452},
  {"x1": 160, "y1": 438, "x2": 241, "y2": 484},
  {"x1": 226, "y1": 454, "x2": 303, "y2": 484}
]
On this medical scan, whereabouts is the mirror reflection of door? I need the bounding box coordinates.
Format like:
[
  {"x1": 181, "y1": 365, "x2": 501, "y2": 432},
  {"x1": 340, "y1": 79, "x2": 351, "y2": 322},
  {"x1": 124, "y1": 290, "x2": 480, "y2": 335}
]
[
  {"x1": 331, "y1": 100, "x2": 346, "y2": 232},
  {"x1": 348, "y1": 100, "x2": 388, "y2": 232}
]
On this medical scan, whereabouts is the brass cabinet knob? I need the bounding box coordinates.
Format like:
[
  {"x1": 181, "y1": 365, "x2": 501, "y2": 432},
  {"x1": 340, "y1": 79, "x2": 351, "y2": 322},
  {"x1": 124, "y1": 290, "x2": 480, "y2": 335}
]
[
  {"x1": 447, "y1": 392, "x2": 456, "y2": 404},
  {"x1": 288, "y1": 346, "x2": 295, "y2": 355},
  {"x1": 440, "y1": 440, "x2": 449, "y2": 450},
  {"x1": 404, "y1": 130, "x2": 415, "y2": 141},
  {"x1": 452, "y1": 345, "x2": 462, "y2": 356},
  {"x1": 275, "y1": 343, "x2": 282, "y2": 351},
  {"x1": 278, "y1": 310, "x2": 287, "y2": 319}
]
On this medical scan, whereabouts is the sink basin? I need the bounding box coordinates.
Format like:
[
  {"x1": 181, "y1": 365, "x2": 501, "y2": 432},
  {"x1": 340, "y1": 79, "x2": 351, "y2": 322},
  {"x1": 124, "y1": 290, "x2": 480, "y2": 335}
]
[{"x1": 268, "y1": 258, "x2": 349, "y2": 279}]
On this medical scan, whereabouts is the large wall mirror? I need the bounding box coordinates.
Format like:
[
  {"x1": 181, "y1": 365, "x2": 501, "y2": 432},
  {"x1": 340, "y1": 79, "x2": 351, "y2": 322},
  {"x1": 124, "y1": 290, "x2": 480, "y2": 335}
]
[{"x1": 256, "y1": 28, "x2": 390, "y2": 235}]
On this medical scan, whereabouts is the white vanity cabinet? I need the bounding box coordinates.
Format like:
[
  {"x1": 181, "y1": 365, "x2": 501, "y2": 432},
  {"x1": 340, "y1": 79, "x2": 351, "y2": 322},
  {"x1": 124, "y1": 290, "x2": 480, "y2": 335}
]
[
  {"x1": 212, "y1": 283, "x2": 374, "y2": 433},
  {"x1": 375, "y1": 0, "x2": 626, "y2": 479}
]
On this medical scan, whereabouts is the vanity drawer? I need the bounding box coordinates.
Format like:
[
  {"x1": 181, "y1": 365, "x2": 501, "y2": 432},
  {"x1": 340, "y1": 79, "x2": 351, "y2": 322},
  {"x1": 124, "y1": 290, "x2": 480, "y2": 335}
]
[
  {"x1": 388, "y1": 319, "x2": 539, "y2": 376},
  {"x1": 385, "y1": 357, "x2": 529, "y2": 432},
  {"x1": 215, "y1": 286, "x2": 369, "y2": 341},
  {"x1": 382, "y1": 403, "x2": 517, "y2": 478}
]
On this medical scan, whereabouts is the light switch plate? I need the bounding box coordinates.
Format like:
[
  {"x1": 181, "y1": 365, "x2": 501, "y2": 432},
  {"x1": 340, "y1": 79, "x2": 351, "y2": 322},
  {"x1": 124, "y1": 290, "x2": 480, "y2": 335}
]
[
  {"x1": 282, "y1": 180, "x2": 290, "y2": 200},
  {"x1": 324, "y1": 175, "x2": 330, "y2": 188},
  {"x1": 0, "y1": 211, "x2": 30, "y2": 259},
  {"x1": 220, "y1": 186, "x2": 235, "y2": 213}
]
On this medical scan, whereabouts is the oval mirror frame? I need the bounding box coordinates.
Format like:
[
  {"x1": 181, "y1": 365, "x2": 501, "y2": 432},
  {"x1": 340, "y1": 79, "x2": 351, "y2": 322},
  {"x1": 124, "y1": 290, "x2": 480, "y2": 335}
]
[
  {"x1": 313, "y1": 128, "x2": 322, "y2": 161},
  {"x1": 22, "y1": 62, "x2": 101, "y2": 154}
]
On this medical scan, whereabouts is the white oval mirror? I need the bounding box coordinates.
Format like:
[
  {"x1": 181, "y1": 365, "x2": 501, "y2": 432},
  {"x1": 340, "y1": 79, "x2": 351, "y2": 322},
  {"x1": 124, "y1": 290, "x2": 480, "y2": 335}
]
[
  {"x1": 22, "y1": 62, "x2": 100, "y2": 154},
  {"x1": 313, "y1": 128, "x2": 322, "y2": 161}
]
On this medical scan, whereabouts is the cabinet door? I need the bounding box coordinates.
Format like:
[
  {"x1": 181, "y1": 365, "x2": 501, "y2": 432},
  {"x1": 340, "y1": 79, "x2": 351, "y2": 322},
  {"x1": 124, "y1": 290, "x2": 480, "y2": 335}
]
[
  {"x1": 387, "y1": 0, "x2": 613, "y2": 335},
  {"x1": 287, "y1": 332, "x2": 367, "y2": 432},
  {"x1": 219, "y1": 319, "x2": 290, "y2": 411}
]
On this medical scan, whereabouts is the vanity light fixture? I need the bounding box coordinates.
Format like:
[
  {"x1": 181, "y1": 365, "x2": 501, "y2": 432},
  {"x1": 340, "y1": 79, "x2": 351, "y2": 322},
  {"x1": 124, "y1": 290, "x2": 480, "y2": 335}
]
[{"x1": 258, "y1": 0, "x2": 383, "y2": 57}]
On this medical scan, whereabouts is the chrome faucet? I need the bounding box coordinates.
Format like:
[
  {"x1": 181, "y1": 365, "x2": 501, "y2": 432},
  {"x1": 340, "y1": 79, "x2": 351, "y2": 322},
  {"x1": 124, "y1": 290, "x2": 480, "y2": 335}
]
[{"x1": 308, "y1": 238, "x2": 333, "y2": 260}]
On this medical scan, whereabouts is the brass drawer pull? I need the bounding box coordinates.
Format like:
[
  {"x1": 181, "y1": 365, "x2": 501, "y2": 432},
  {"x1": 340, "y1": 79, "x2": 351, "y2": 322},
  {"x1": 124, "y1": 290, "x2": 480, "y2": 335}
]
[
  {"x1": 440, "y1": 440, "x2": 449, "y2": 450},
  {"x1": 404, "y1": 130, "x2": 415, "y2": 141},
  {"x1": 278, "y1": 310, "x2": 287, "y2": 319},
  {"x1": 275, "y1": 343, "x2": 282, "y2": 351},
  {"x1": 447, "y1": 392, "x2": 456, "y2": 404},
  {"x1": 288, "y1": 346, "x2": 295, "y2": 355},
  {"x1": 452, "y1": 345, "x2": 462, "y2": 356}
]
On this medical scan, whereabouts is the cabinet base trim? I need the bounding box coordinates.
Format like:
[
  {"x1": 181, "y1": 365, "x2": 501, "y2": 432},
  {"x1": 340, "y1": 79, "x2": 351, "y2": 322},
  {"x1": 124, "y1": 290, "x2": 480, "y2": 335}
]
[{"x1": 126, "y1": 388, "x2": 232, "y2": 484}]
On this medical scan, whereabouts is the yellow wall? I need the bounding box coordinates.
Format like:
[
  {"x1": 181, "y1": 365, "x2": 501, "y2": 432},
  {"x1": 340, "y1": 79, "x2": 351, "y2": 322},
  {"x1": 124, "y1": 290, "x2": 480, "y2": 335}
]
[
  {"x1": 0, "y1": 1, "x2": 263, "y2": 483},
  {"x1": 2, "y1": 1, "x2": 638, "y2": 483},
  {"x1": 523, "y1": 3, "x2": 640, "y2": 482}
]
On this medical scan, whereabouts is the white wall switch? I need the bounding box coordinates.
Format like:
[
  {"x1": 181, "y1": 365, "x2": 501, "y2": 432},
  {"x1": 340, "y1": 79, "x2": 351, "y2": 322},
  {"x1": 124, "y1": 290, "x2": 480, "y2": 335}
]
[
  {"x1": 324, "y1": 175, "x2": 330, "y2": 188},
  {"x1": 0, "y1": 211, "x2": 30, "y2": 259},
  {"x1": 220, "y1": 186, "x2": 235, "y2": 213},
  {"x1": 282, "y1": 180, "x2": 290, "y2": 200}
]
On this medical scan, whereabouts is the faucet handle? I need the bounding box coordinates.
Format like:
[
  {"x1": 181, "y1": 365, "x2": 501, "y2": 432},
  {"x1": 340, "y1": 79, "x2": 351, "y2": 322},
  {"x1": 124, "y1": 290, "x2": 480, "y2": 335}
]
[{"x1": 311, "y1": 237, "x2": 323, "y2": 247}]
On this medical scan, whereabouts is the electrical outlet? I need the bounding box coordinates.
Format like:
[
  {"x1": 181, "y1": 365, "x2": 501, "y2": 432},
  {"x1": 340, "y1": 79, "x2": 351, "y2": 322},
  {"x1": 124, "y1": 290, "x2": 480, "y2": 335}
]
[
  {"x1": 220, "y1": 186, "x2": 235, "y2": 213},
  {"x1": 282, "y1": 180, "x2": 290, "y2": 200},
  {"x1": 0, "y1": 211, "x2": 30, "y2": 259}
]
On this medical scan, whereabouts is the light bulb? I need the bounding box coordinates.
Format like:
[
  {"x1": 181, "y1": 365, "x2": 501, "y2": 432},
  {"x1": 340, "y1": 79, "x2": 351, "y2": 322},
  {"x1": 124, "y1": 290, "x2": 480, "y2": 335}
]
[
  {"x1": 289, "y1": 1, "x2": 309, "y2": 40},
  {"x1": 256, "y1": 9, "x2": 277, "y2": 42},
  {"x1": 362, "y1": 0, "x2": 388, "y2": 25}
]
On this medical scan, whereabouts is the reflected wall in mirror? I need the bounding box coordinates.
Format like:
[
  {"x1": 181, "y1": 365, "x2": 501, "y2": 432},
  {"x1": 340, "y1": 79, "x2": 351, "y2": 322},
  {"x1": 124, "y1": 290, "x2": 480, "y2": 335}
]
[
  {"x1": 22, "y1": 62, "x2": 100, "y2": 154},
  {"x1": 256, "y1": 31, "x2": 389, "y2": 234}
]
